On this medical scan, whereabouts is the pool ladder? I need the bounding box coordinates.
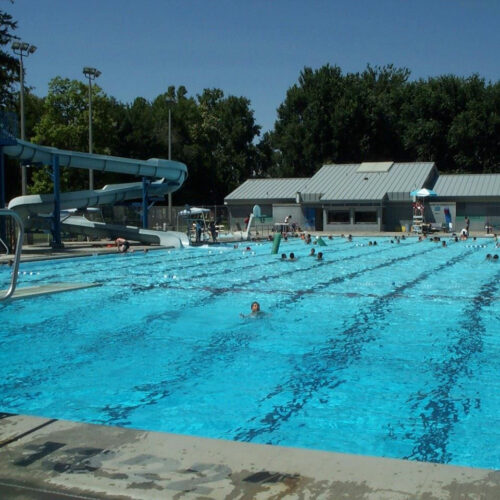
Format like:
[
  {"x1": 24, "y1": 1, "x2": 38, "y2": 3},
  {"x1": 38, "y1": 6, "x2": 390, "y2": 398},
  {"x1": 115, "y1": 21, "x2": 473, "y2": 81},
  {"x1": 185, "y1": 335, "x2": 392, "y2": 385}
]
[{"x1": 0, "y1": 209, "x2": 24, "y2": 301}]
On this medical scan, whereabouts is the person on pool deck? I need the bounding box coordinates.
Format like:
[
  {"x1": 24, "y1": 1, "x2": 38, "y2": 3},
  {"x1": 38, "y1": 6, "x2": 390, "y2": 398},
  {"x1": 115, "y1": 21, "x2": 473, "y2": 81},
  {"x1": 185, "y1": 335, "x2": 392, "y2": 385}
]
[
  {"x1": 195, "y1": 220, "x2": 202, "y2": 243},
  {"x1": 115, "y1": 237, "x2": 130, "y2": 253},
  {"x1": 209, "y1": 221, "x2": 217, "y2": 242},
  {"x1": 240, "y1": 301, "x2": 265, "y2": 318}
]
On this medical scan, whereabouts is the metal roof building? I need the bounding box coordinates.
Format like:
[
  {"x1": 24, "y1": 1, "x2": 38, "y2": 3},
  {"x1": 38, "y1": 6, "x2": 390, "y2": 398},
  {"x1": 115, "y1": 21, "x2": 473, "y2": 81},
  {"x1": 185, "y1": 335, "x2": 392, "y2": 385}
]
[
  {"x1": 428, "y1": 174, "x2": 500, "y2": 232},
  {"x1": 301, "y1": 162, "x2": 436, "y2": 202},
  {"x1": 224, "y1": 163, "x2": 500, "y2": 233},
  {"x1": 434, "y1": 174, "x2": 500, "y2": 199},
  {"x1": 225, "y1": 162, "x2": 438, "y2": 232},
  {"x1": 224, "y1": 178, "x2": 309, "y2": 203}
]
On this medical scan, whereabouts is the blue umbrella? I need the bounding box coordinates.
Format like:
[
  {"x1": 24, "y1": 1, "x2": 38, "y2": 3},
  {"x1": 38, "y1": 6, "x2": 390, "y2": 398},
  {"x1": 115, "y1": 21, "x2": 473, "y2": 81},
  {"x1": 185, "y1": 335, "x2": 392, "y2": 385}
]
[{"x1": 410, "y1": 188, "x2": 437, "y2": 197}]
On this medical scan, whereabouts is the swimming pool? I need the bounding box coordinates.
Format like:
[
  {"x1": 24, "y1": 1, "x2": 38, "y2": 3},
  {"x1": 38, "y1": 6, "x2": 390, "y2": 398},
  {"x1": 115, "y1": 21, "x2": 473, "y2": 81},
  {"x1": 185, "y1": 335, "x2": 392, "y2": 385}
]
[{"x1": 1, "y1": 236, "x2": 499, "y2": 470}]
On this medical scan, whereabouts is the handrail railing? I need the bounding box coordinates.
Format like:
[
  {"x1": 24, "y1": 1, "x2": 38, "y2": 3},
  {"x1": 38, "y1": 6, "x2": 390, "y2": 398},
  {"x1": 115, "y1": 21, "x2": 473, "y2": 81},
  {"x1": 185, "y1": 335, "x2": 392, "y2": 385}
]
[
  {"x1": 0, "y1": 236, "x2": 8, "y2": 254},
  {"x1": 0, "y1": 209, "x2": 24, "y2": 301}
]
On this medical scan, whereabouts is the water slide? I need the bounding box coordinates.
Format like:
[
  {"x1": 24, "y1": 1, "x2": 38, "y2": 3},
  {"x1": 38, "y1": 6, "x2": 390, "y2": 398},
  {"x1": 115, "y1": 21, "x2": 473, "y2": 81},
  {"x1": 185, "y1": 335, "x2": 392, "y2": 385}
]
[{"x1": 3, "y1": 138, "x2": 189, "y2": 248}]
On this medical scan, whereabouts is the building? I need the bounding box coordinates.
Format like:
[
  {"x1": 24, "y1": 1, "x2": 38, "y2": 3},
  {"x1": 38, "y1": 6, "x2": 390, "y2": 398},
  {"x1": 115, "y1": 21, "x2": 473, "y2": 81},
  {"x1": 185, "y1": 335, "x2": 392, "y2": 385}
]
[
  {"x1": 430, "y1": 174, "x2": 500, "y2": 233},
  {"x1": 225, "y1": 162, "x2": 439, "y2": 232},
  {"x1": 224, "y1": 177, "x2": 309, "y2": 229}
]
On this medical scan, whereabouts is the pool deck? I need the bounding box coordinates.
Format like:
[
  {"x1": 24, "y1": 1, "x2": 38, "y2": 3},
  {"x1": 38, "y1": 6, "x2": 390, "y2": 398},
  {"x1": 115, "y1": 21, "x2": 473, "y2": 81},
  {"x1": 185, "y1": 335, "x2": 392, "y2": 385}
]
[
  {"x1": 0, "y1": 413, "x2": 498, "y2": 500},
  {"x1": 0, "y1": 240, "x2": 166, "y2": 265},
  {"x1": 1, "y1": 234, "x2": 499, "y2": 499}
]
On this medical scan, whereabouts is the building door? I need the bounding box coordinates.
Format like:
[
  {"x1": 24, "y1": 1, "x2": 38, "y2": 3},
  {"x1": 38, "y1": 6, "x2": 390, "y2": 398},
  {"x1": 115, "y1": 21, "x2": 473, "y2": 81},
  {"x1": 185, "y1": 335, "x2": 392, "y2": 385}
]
[
  {"x1": 304, "y1": 207, "x2": 315, "y2": 230},
  {"x1": 315, "y1": 208, "x2": 323, "y2": 231}
]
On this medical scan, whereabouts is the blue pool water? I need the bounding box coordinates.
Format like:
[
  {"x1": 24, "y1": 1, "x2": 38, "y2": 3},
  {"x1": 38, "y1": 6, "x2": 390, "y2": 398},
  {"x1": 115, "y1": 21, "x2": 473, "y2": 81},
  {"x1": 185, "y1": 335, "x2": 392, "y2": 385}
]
[{"x1": 0, "y1": 236, "x2": 499, "y2": 469}]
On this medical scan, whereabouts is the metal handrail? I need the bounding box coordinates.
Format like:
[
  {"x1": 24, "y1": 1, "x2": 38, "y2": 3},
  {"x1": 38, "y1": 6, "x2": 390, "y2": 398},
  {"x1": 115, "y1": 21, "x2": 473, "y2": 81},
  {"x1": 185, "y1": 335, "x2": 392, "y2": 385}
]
[
  {"x1": 0, "y1": 236, "x2": 8, "y2": 254},
  {"x1": 0, "y1": 209, "x2": 24, "y2": 301}
]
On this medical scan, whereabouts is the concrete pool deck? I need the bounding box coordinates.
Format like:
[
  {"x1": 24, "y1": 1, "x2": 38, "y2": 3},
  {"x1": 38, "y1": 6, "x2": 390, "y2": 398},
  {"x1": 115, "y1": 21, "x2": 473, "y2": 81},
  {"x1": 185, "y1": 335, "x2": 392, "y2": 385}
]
[{"x1": 0, "y1": 413, "x2": 498, "y2": 500}]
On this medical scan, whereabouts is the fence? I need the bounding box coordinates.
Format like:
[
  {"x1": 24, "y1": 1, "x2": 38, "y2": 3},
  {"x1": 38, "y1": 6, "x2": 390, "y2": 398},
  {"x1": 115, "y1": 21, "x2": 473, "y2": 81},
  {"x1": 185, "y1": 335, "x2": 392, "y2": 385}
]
[{"x1": 3, "y1": 204, "x2": 284, "y2": 249}]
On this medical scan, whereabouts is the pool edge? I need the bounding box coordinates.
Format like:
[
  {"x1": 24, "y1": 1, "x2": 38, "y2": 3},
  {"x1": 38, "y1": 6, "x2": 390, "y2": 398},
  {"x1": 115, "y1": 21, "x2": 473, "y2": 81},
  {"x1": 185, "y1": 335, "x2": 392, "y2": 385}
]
[{"x1": 0, "y1": 414, "x2": 498, "y2": 499}]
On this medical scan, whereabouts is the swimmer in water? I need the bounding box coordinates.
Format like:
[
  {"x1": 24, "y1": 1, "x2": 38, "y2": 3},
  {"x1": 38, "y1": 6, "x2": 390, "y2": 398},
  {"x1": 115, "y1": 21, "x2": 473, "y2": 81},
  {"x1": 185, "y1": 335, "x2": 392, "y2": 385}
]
[{"x1": 240, "y1": 301, "x2": 265, "y2": 318}]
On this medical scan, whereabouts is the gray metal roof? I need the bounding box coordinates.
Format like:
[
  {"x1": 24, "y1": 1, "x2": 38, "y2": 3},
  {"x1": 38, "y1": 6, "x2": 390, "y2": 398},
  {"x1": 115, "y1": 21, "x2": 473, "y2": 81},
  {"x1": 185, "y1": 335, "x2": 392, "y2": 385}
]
[
  {"x1": 301, "y1": 162, "x2": 436, "y2": 202},
  {"x1": 434, "y1": 174, "x2": 500, "y2": 198},
  {"x1": 225, "y1": 178, "x2": 309, "y2": 202}
]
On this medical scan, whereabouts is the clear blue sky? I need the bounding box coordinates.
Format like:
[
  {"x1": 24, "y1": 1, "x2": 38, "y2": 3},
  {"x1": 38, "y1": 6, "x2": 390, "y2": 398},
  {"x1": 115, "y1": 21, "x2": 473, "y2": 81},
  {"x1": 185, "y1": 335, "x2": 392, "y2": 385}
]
[{"x1": 7, "y1": 0, "x2": 500, "y2": 135}]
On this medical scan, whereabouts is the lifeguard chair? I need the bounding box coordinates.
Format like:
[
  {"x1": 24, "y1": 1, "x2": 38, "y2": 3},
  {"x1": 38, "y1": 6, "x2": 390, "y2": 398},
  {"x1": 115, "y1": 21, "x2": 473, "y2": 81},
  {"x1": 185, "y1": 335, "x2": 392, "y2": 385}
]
[{"x1": 410, "y1": 188, "x2": 437, "y2": 234}]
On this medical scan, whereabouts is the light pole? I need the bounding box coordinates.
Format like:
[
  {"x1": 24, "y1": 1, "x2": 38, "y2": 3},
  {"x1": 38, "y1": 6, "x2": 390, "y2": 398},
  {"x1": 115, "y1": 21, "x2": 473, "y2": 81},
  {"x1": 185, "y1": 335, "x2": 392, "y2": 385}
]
[
  {"x1": 83, "y1": 66, "x2": 101, "y2": 190},
  {"x1": 168, "y1": 104, "x2": 172, "y2": 225},
  {"x1": 11, "y1": 41, "x2": 36, "y2": 195}
]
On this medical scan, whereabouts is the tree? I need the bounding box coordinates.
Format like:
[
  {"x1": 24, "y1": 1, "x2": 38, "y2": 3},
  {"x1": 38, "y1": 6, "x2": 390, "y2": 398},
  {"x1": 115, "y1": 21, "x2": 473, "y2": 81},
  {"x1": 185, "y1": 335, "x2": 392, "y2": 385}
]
[
  {"x1": 0, "y1": 8, "x2": 19, "y2": 110},
  {"x1": 447, "y1": 78, "x2": 500, "y2": 173},
  {"x1": 272, "y1": 64, "x2": 411, "y2": 177},
  {"x1": 272, "y1": 64, "x2": 500, "y2": 176},
  {"x1": 186, "y1": 88, "x2": 260, "y2": 203},
  {"x1": 400, "y1": 74, "x2": 500, "y2": 173},
  {"x1": 29, "y1": 77, "x2": 120, "y2": 193}
]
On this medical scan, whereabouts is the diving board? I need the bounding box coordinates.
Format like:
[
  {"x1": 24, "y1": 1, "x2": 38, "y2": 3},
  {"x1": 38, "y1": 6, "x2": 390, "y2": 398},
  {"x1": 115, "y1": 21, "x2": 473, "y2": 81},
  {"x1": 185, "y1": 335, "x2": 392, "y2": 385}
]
[{"x1": 2, "y1": 282, "x2": 101, "y2": 300}]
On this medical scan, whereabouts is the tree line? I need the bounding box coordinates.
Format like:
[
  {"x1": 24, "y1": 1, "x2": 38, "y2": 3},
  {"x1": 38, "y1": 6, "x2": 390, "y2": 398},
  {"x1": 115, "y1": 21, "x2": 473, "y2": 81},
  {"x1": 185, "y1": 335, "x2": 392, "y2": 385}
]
[
  {"x1": 268, "y1": 64, "x2": 500, "y2": 177},
  {"x1": 2, "y1": 8, "x2": 499, "y2": 205}
]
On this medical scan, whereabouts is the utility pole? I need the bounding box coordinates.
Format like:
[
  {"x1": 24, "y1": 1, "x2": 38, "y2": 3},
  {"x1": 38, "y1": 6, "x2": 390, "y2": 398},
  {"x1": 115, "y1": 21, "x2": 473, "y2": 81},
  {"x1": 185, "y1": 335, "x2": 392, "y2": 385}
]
[
  {"x1": 11, "y1": 41, "x2": 37, "y2": 195},
  {"x1": 83, "y1": 67, "x2": 101, "y2": 190}
]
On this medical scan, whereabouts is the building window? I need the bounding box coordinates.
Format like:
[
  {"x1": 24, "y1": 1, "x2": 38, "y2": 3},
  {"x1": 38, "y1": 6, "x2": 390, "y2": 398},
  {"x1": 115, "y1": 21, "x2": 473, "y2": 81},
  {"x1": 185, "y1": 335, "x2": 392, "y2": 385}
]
[
  {"x1": 328, "y1": 210, "x2": 350, "y2": 224},
  {"x1": 354, "y1": 210, "x2": 377, "y2": 224}
]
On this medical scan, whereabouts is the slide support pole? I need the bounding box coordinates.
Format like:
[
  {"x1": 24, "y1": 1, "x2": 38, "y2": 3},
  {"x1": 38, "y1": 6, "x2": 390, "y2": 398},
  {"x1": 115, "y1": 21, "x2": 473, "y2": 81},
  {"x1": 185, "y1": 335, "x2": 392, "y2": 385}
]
[
  {"x1": 51, "y1": 154, "x2": 63, "y2": 248},
  {"x1": 142, "y1": 177, "x2": 149, "y2": 229}
]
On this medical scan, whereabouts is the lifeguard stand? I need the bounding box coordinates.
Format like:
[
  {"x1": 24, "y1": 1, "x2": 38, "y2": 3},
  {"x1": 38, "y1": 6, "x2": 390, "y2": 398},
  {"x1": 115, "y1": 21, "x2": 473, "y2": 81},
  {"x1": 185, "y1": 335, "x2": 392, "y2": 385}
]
[
  {"x1": 410, "y1": 188, "x2": 438, "y2": 233},
  {"x1": 412, "y1": 199, "x2": 425, "y2": 233}
]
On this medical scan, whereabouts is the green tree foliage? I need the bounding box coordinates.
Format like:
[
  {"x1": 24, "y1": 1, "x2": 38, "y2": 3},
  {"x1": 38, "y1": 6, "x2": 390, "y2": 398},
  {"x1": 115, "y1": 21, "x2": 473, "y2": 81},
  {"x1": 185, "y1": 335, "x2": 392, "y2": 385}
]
[
  {"x1": 270, "y1": 64, "x2": 500, "y2": 176},
  {"x1": 447, "y1": 80, "x2": 500, "y2": 173},
  {"x1": 187, "y1": 88, "x2": 260, "y2": 203},
  {"x1": 113, "y1": 86, "x2": 260, "y2": 204},
  {"x1": 29, "y1": 77, "x2": 120, "y2": 193},
  {"x1": 12, "y1": 60, "x2": 500, "y2": 204},
  {"x1": 0, "y1": 8, "x2": 19, "y2": 110},
  {"x1": 402, "y1": 75, "x2": 500, "y2": 173},
  {"x1": 29, "y1": 81, "x2": 261, "y2": 203}
]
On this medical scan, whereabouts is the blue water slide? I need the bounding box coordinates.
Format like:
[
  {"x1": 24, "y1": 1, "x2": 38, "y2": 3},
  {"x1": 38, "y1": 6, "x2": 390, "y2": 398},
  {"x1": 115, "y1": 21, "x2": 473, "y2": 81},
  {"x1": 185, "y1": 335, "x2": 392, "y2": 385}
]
[
  {"x1": 3, "y1": 139, "x2": 188, "y2": 183},
  {"x1": 8, "y1": 181, "x2": 173, "y2": 222},
  {"x1": 2, "y1": 139, "x2": 189, "y2": 247}
]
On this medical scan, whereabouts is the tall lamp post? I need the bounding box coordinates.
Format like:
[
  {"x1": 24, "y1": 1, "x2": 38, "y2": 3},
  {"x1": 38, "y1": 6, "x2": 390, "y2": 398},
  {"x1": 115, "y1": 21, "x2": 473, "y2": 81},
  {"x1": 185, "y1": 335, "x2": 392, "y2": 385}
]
[
  {"x1": 83, "y1": 66, "x2": 101, "y2": 190},
  {"x1": 168, "y1": 104, "x2": 173, "y2": 225},
  {"x1": 11, "y1": 41, "x2": 36, "y2": 195}
]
